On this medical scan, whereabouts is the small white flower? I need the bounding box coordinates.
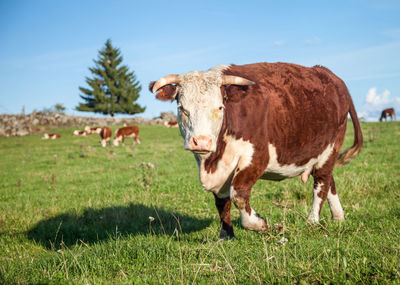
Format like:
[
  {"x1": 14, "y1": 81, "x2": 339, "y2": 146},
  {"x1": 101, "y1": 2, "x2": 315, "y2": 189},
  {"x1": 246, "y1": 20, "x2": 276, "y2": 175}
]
[
  {"x1": 277, "y1": 237, "x2": 288, "y2": 245},
  {"x1": 149, "y1": 216, "x2": 155, "y2": 222}
]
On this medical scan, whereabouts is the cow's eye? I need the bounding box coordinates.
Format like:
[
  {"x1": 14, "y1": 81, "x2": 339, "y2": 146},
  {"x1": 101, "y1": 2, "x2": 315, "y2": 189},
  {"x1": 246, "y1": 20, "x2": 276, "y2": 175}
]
[
  {"x1": 178, "y1": 105, "x2": 190, "y2": 117},
  {"x1": 219, "y1": 106, "x2": 224, "y2": 111}
]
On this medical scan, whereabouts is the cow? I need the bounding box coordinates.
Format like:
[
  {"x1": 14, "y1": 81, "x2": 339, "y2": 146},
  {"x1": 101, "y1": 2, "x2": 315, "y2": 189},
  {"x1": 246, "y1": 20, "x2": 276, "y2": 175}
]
[
  {"x1": 113, "y1": 126, "x2": 141, "y2": 146},
  {"x1": 379, "y1": 108, "x2": 396, "y2": 122},
  {"x1": 85, "y1": 126, "x2": 102, "y2": 134},
  {"x1": 150, "y1": 62, "x2": 363, "y2": 239},
  {"x1": 164, "y1": 120, "x2": 179, "y2": 128},
  {"x1": 100, "y1": 127, "x2": 112, "y2": 147},
  {"x1": 73, "y1": 130, "x2": 87, "y2": 136},
  {"x1": 42, "y1": 133, "x2": 61, "y2": 140}
]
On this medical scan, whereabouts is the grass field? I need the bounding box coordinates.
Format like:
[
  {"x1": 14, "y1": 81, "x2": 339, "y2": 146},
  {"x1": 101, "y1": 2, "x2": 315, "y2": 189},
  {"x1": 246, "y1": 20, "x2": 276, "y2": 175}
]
[{"x1": 1, "y1": 122, "x2": 399, "y2": 284}]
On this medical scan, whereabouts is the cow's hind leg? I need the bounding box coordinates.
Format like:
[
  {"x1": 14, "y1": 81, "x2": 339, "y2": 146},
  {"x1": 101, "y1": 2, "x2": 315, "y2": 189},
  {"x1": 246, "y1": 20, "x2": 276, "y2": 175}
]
[
  {"x1": 327, "y1": 177, "x2": 345, "y2": 221},
  {"x1": 214, "y1": 194, "x2": 235, "y2": 239},
  {"x1": 307, "y1": 160, "x2": 345, "y2": 223},
  {"x1": 307, "y1": 177, "x2": 329, "y2": 223}
]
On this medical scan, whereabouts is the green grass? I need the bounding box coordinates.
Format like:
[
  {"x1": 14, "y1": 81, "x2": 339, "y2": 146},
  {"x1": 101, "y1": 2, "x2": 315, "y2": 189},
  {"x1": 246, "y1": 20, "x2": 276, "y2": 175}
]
[{"x1": 1, "y1": 123, "x2": 399, "y2": 284}]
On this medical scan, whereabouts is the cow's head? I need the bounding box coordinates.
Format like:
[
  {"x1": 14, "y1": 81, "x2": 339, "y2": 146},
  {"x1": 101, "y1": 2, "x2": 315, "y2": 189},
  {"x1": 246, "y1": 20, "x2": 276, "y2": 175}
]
[
  {"x1": 150, "y1": 65, "x2": 254, "y2": 155},
  {"x1": 113, "y1": 136, "x2": 121, "y2": 146}
]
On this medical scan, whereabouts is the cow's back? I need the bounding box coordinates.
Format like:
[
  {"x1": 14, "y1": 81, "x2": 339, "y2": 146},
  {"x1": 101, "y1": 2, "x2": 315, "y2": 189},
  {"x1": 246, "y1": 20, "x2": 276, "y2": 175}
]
[
  {"x1": 116, "y1": 126, "x2": 139, "y2": 137},
  {"x1": 222, "y1": 63, "x2": 351, "y2": 166}
]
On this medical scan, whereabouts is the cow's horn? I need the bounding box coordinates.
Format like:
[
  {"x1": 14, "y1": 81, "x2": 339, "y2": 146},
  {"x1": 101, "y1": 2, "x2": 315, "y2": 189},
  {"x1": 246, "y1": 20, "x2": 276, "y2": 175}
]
[
  {"x1": 152, "y1": 74, "x2": 180, "y2": 93},
  {"x1": 222, "y1": 75, "x2": 255, "y2": 86}
]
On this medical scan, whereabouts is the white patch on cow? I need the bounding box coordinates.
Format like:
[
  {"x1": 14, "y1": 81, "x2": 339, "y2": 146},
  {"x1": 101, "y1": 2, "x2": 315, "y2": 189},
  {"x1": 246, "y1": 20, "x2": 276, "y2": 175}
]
[
  {"x1": 307, "y1": 182, "x2": 324, "y2": 223},
  {"x1": 240, "y1": 208, "x2": 265, "y2": 231},
  {"x1": 113, "y1": 136, "x2": 122, "y2": 146},
  {"x1": 198, "y1": 133, "x2": 254, "y2": 195},
  {"x1": 177, "y1": 65, "x2": 231, "y2": 152},
  {"x1": 101, "y1": 139, "x2": 107, "y2": 147},
  {"x1": 327, "y1": 189, "x2": 344, "y2": 221},
  {"x1": 264, "y1": 143, "x2": 334, "y2": 179}
]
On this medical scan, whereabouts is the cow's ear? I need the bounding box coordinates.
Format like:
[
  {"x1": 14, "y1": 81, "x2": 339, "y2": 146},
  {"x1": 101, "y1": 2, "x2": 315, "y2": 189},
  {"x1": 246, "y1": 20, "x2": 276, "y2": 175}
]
[
  {"x1": 221, "y1": 84, "x2": 249, "y2": 102},
  {"x1": 149, "y1": 81, "x2": 156, "y2": 92},
  {"x1": 152, "y1": 84, "x2": 178, "y2": 102}
]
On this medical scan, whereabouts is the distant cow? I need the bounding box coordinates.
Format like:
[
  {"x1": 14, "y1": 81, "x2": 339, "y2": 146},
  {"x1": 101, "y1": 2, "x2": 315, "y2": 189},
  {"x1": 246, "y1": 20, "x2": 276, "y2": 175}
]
[
  {"x1": 113, "y1": 126, "x2": 141, "y2": 146},
  {"x1": 42, "y1": 133, "x2": 61, "y2": 140},
  {"x1": 73, "y1": 130, "x2": 87, "y2": 136},
  {"x1": 100, "y1": 127, "x2": 112, "y2": 147},
  {"x1": 379, "y1": 108, "x2": 396, "y2": 122},
  {"x1": 164, "y1": 120, "x2": 179, "y2": 128},
  {"x1": 151, "y1": 62, "x2": 363, "y2": 239},
  {"x1": 85, "y1": 126, "x2": 102, "y2": 134}
]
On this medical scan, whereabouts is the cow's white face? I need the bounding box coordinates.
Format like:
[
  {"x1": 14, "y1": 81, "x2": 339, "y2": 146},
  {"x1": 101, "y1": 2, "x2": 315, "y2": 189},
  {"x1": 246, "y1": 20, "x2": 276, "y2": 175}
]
[
  {"x1": 152, "y1": 64, "x2": 254, "y2": 156},
  {"x1": 177, "y1": 69, "x2": 226, "y2": 155}
]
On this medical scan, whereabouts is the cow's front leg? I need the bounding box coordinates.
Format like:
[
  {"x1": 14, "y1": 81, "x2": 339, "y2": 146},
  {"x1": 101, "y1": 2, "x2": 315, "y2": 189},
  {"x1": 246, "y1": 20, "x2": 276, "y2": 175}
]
[
  {"x1": 230, "y1": 168, "x2": 268, "y2": 232},
  {"x1": 213, "y1": 194, "x2": 235, "y2": 239},
  {"x1": 230, "y1": 186, "x2": 268, "y2": 232}
]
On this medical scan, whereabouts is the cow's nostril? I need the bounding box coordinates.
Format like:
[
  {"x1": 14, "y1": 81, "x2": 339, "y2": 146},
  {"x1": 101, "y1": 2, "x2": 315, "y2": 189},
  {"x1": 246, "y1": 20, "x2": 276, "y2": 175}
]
[{"x1": 193, "y1": 138, "x2": 198, "y2": 146}]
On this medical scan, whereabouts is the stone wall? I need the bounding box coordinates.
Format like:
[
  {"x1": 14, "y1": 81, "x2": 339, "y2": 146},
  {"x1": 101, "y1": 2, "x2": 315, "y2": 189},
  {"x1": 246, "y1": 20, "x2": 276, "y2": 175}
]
[{"x1": 0, "y1": 112, "x2": 177, "y2": 137}]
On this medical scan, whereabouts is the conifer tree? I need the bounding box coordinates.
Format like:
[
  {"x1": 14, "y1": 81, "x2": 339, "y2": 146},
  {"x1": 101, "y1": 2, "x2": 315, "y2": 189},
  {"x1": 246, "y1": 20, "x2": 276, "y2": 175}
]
[{"x1": 76, "y1": 39, "x2": 145, "y2": 116}]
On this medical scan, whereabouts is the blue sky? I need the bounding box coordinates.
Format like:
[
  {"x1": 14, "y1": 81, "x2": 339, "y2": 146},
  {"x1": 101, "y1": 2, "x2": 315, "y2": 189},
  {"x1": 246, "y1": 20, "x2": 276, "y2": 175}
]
[{"x1": 1, "y1": 0, "x2": 399, "y2": 120}]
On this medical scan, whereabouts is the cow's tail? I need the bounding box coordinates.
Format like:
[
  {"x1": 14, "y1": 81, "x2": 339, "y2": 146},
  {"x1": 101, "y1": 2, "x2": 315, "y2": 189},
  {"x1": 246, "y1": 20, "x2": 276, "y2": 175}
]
[{"x1": 336, "y1": 99, "x2": 363, "y2": 166}]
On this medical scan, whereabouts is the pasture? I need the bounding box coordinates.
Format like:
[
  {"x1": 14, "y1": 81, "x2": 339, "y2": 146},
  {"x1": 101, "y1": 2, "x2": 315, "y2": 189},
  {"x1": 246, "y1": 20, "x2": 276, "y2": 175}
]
[{"x1": 0, "y1": 122, "x2": 399, "y2": 284}]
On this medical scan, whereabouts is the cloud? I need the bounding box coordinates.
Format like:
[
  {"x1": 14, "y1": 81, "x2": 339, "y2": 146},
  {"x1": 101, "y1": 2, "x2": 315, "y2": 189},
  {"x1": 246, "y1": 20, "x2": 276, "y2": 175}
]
[
  {"x1": 359, "y1": 87, "x2": 400, "y2": 121},
  {"x1": 365, "y1": 87, "x2": 391, "y2": 105}
]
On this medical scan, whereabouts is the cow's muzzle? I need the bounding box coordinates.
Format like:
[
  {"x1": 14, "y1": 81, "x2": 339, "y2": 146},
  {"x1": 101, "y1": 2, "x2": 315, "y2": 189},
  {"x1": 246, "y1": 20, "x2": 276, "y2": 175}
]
[{"x1": 186, "y1": 135, "x2": 214, "y2": 154}]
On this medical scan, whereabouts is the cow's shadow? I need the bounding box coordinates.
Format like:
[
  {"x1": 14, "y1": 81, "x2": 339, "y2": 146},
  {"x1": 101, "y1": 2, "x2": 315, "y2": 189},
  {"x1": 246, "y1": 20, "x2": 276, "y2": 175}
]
[{"x1": 27, "y1": 203, "x2": 212, "y2": 249}]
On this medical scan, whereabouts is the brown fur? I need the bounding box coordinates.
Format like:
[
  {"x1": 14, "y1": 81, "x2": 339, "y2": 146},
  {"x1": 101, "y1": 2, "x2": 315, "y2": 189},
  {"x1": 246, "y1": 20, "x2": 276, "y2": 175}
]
[
  {"x1": 165, "y1": 120, "x2": 178, "y2": 128},
  {"x1": 153, "y1": 62, "x2": 363, "y2": 238},
  {"x1": 114, "y1": 126, "x2": 140, "y2": 144},
  {"x1": 74, "y1": 130, "x2": 87, "y2": 136},
  {"x1": 100, "y1": 127, "x2": 112, "y2": 140},
  {"x1": 43, "y1": 133, "x2": 61, "y2": 139},
  {"x1": 379, "y1": 108, "x2": 396, "y2": 122},
  {"x1": 149, "y1": 81, "x2": 177, "y2": 102},
  {"x1": 211, "y1": 63, "x2": 361, "y2": 232}
]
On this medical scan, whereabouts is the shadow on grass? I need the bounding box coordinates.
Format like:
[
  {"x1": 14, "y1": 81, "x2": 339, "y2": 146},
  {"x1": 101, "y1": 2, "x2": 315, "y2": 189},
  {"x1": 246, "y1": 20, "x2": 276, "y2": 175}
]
[{"x1": 27, "y1": 203, "x2": 212, "y2": 249}]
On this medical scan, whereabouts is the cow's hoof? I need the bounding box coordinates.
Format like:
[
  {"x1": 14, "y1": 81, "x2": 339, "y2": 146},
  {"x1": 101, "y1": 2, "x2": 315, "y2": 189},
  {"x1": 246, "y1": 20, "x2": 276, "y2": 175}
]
[
  {"x1": 242, "y1": 212, "x2": 269, "y2": 233},
  {"x1": 257, "y1": 218, "x2": 269, "y2": 233},
  {"x1": 307, "y1": 213, "x2": 320, "y2": 224},
  {"x1": 219, "y1": 233, "x2": 236, "y2": 240},
  {"x1": 331, "y1": 213, "x2": 345, "y2": 222},
  {"x1": 219, "y1": 225, "x2": 235, "y2": 240}
]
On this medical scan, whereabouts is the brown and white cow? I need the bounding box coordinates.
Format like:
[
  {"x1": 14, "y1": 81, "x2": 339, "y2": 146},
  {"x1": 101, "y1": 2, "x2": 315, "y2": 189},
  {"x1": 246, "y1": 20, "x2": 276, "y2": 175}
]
[
  {"x1": 85, "y1": 126, "x2": 102, "y2": 134},
  {"x1": 42, "y1": 133, "x2": 61, "y2": 140},
  {"x1": 150, "y1": 62, "x2": 363, "y2": 239},
  {"x1": 379, "y1": 108, "x2": 396, "y2": 122},
  {"x1": 100, "y1": 127, "x2": 112, "y2": 147},
  {"x1": 113, "y1": 126, "x2": 141, "y2": 146},
  {"x1": 164, "y1": 120, "x2": 179, "y2": 128},
  {"x1": 73, "y1": 130, "x2": 87, "y2": 136}
]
